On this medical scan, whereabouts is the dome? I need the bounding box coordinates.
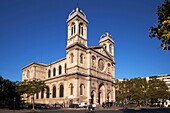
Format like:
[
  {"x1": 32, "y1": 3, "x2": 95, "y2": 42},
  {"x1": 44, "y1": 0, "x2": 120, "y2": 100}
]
[
  {"x1": 69, "y1": 8, "x2": 86, "y2": 18},
  {"x1": 100, "y1": 32, "x2": 113, "y2": 39},
  {"x1": 67, "y1": 8, "x2": 88, "y2": 23}
]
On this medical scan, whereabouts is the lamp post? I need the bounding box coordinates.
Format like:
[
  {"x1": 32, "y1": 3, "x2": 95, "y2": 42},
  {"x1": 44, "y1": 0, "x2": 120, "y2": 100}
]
[{"x1": 13, "y1": 97, "x2": 16, "y2": 112}]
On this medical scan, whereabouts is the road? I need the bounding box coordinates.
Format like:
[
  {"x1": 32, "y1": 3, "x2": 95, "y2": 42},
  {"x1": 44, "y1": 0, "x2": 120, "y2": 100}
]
[{"x1": 1, "y1": 108, "x2": 170, "y2": 113}]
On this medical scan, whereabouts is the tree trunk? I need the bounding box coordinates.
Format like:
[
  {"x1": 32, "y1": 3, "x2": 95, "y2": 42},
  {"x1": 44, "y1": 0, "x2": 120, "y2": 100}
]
[{"x1": 32, "y1": 96, "x2": 35, "y2": 110}]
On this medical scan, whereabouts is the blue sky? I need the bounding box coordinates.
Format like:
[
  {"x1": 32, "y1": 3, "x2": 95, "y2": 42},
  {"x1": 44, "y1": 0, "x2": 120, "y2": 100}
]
[{"x1": 0, "y1": 0, "x2": 169, "y2": 81}]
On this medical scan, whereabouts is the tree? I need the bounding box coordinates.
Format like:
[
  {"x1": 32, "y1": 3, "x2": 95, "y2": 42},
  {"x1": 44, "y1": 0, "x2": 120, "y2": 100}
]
[
  {"x1": 116, "y1": 77, "x2": 169, "y2": 107},
  {"x1": 130, "y1": 78, "x2": 148, "y2": 107},
  {"x1": 149, "y1": 0, "x2": 170, "y2": 50},
  {"x1": 147, "y1": 78, "x2": 169, "y2": 106},
  {"x1": 17, "y1": 79, "x2": 47, "y2": 110},
  {"x1": 115, "y1": 79, "x2": 130, "y2": 104},
  {"x1": 0, "y1": 76, "x2": 20, "y2": 109}
]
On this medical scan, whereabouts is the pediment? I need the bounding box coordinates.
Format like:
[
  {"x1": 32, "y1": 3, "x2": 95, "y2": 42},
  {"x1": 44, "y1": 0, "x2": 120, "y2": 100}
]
[{"x1": 89, "y1": 46, "x2": 112, "y2": 59}]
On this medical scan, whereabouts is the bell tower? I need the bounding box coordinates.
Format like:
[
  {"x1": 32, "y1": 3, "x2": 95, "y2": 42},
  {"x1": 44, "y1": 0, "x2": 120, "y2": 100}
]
[
  {"x1": 99, "y1": 32, "x2": 115, "y2": 57},
  {"x1": 66, "y1": 8, "x2": 88, "y2": 47}
]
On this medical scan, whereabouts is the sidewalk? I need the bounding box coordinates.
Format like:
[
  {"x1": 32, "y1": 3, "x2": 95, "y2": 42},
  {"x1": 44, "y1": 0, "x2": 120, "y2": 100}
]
[
  {"x1": 61, "y1": 106, "x2": 123, "y2": 111},
  {"x1": 0, "y1": 106, "x2": 123, "y2": 113},
  {"x1": 0, "y1": 109, "x2": 41, "y2": 113}
]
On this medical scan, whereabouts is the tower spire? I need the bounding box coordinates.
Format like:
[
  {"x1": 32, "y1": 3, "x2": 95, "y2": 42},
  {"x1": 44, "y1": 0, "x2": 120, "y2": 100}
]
[
  {"x1": 76, "y1": 0, "x2": 79, "y2": 8},
  {"x1": 66, "y1": 8, "x2": 88, "y2": 48}
]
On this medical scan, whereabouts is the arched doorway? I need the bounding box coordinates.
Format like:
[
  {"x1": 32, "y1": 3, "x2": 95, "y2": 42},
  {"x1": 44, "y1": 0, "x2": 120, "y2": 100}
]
[
  {"x1": 91, "y1": 90, "x2": 96, "y2": 104},
  {"x1": 98, "y1": 83, "x2": 105, "y2": 104},
  {"x1": 107, "y1": 92, "x2": 111, "y2": 102}
]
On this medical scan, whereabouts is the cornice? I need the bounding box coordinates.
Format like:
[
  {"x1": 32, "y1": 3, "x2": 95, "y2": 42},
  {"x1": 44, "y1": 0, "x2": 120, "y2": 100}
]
[
  {"x1": 66, "y1": 42, "x2": 88, "y2": 50},
  {"x1": 22, "y1": 62, "x2": 47, "y2": 70}
]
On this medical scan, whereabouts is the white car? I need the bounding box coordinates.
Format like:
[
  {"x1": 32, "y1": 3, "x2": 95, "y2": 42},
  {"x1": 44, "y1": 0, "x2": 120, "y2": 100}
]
[{"x1": 78, "y1": 102, "x2": 88, "y2": 108}]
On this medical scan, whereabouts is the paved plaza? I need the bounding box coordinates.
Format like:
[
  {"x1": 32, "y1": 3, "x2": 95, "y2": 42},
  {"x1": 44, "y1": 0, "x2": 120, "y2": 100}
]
[{"x1": 1, "y1": 107, "x2": 170, "y2": 113}]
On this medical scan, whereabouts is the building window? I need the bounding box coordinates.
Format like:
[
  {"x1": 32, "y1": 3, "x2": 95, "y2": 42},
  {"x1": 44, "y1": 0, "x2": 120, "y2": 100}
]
[
  {"x1": 65, "y1": 63, "x2": 67, "y2": 73},
  {"x1": 46, "y1": 86, "x2": 50, "y2": 98},
  {"x1": 79, "y1": 23, "x2": 83, "y2": 36},
  {"x1": 26, "y1": 70, "x2": 30, "y2": 79},
  {"x1": 59, "y1": 85, "x2": 64, "y2": 97},
  {"x1": 53, "y1": 68, "x2": 56, "y2": 76},
  {"x1": 70, "y1": 83, "x2": 73, "y2": 95},
  {"x1": 59, "y1": 65, "x2": 62, "y2": 75},
  {"x1": 71, "y1": 23, "x2": 76, "y2": 36},
  {"x1": 108, "y1": 63, "x2": 111, "y2": 74},
  {"x1": 52, "y1": 86, "x2": 56, "y2": 98},
  {"x1": 109, "y1": 44, "x2": 112, "y2": 53},
  {"x1": 103, "y1": 44, "x2": 107, "y2": 50},
  {"x1": 36, "y1": 92, "x2": 39, "y2": 99},
  {"x1": 41, "y1": 89, "x2": 44, "y2": 99},
  {"x1": 80, "y1": 53, "x2": 84, "y2": 64},
  {"x1": 80, "y1": 84, "x2": 85, "y2": 95},
  {"x1": 70, "y1": 53, "x2": 74, "y2": 63},
  {"x1": 92, "y1": 56, "x2": 96, "y2": 67},
  {"x1": 48, "y1": 70, "x2": 51, "y2": 78}
]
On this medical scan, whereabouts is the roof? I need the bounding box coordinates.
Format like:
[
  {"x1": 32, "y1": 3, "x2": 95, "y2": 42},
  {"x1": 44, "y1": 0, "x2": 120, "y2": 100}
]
[
  {"x1": 69, "y1": 8, "x2": 86, "y2": 18},
  {"x1": 67, "y1": 8, "x2": 88, "y2": 23},
  {"x1": 22, "y1": 62, "x2": 47, "y2": 70},
  {"x1": 99, "y1": 32, "x2": 114, "y2": 44}
]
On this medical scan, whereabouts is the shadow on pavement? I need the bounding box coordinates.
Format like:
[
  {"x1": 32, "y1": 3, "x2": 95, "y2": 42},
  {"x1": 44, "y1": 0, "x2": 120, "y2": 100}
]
[{"x1": 120, "y1": 108, "x2": 170, "y2": 113}]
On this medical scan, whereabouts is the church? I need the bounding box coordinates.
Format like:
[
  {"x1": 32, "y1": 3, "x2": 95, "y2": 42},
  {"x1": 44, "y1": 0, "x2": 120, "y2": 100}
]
[{"x1": 22, "y1": 8, "x2": 116, "y2": 106}]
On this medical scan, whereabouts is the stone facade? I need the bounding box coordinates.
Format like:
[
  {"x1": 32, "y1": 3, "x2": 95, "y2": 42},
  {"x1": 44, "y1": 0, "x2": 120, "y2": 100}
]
[{"x1": 22, "y1": 8, "x2": 116, "y2": 106}]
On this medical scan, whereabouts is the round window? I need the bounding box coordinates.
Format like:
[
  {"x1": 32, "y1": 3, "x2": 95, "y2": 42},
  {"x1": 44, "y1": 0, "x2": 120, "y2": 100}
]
[{"x1": 98, "y1": 59, "x2": 104, "y2": 71}]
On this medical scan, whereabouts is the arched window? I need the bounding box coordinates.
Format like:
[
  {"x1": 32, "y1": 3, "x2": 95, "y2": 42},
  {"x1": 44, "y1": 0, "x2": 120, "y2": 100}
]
[
  {"x1": 92, "y1": 56, "x2": 96, "y2": 67},
  {"x1": 59, "y1": 85, "x2": 64, "y2": 97},
  {"x1": 69, "y1": 83, "x2": 74, "y2": 95},
  {"x1": 80, "y1": 84, "x2": 85, "y2": 95},
  {"x1": 65, "y1": 63, "x2": 67, "y2": 73},
  {"x1": 46, "y1": 86, "x2": 50, "y2": 98},
  {"x1": 26, "y1": 70, "x2": 30, "y2": 79},
  {"x1": 109, "y1": 44, "x2": 112, "y2": 53},
  {"x1": 80, "y1": 53, "x2": 84, "y2": 64},
  {"x1": 48, "y1": 70, "x2": 51, "y2": 78},
  {"x1": 41, "y1": 89, "x2": 44, "y2": 99},
  {"x1": 36, "y1": 92, "x2": 39, "y2": 99},
  {"x1": 79, "y1": 23, "x2": 83, "y2": 35},
  {"x1": 103, "y1": 44, "x2": 107, "y2": 50},
  {"x1": 52, "y1": 86, "x2": 56, "y2": 98},
  {"x1": 70, "y1": 53, "x2": 74, "y2": 63},
  {"x1": 53, "y1": 68, "x2": 56, "y2": 76},
  {"x1": 108, "y1": 63, "x2": 111, "y2": 74},
  {"x1": 71, "y1": 23, "x2": 76, "y2": 36},
  {"x1": 59, "y1": 65, "x2": 62, "y2": 75}
]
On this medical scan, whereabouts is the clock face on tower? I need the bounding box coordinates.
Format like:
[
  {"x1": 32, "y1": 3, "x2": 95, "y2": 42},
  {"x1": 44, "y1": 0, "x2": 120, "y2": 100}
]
[{"x1": 98, "y1": 59, "x2": 104, "y2": 71}]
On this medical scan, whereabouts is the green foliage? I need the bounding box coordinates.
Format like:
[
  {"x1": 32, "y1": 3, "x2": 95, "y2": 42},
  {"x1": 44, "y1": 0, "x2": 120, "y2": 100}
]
[
  {"x1": 0, "y1": 76, "x2": 20, "y2": 109},
  {"x1": 148, "y1": 78, "x2": 169, "y2": 104},
  {"x1": 17, "y1": 79, "x2": 47, "y2": 110},
  {"x1": 130, "y1": 78, "x2": 147, "y2": 106},
  {"x1": 115, "y1": 77, "x2": 170, "y2": 107},
  {"x1": 149, "y1": 0, "x2": 170, "y2": 50},
  {"x1": 18, "y1": 79, "x2": 47, "y2": 97}
]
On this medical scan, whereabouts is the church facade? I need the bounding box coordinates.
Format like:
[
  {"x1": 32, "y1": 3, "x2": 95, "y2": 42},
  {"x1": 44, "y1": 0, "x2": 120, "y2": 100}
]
[{"x1": 22, "y1": 8, "x2": 115, "y2": 106}]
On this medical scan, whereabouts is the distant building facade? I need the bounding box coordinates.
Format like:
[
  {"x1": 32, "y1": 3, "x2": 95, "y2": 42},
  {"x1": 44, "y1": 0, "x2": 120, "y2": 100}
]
[
  {"x1": 22, "y1": 8, "x2": 116, "y2": 106},
  {"x1": 146, "y1": 74, "x2": 170, "y2": 91},
  {"x1": 146, "y1": 74, "x2": 170, "y2": 107}
]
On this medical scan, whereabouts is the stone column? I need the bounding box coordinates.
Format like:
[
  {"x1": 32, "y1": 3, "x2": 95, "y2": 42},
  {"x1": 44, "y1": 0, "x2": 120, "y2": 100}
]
[
  {"x1": 112, "y1": 86, "x2": 115, "y2": 102},
  {"x1": 75, "y1": 20, "x2": 79, "y2": 42},
  {"x1": 75, "y1": 75, "x2": 79, "y2": 103},
  {"x1": 87, "y1": 77, "x2": 91, "y2": 103}
]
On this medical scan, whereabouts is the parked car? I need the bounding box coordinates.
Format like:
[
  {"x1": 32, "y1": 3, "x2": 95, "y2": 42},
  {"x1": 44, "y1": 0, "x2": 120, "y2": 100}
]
[
  {"x1": 105, "y1": 102, "x2": 113, "y2": 107},
  {"x1": 36, "y1": 104, "x2": 50, "y2": 109},
  {"x1": 78, "y1": 102, "x2": 88, "y2": 108},
  {"x1": 69, "y1": 104, "x2": 79, "y2": 108}
]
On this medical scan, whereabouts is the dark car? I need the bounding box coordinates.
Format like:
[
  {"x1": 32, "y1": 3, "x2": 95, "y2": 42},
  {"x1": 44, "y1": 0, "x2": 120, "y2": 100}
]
[
  {"x1": 105, "y1": 102, "x2": 113, "y2": 107},
  {"x1": 36, "y1": 104, "x2": 50, "y2": 109},
  {"x1": 69, "y1": 104, "x2": 79, "y2": 108}
]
